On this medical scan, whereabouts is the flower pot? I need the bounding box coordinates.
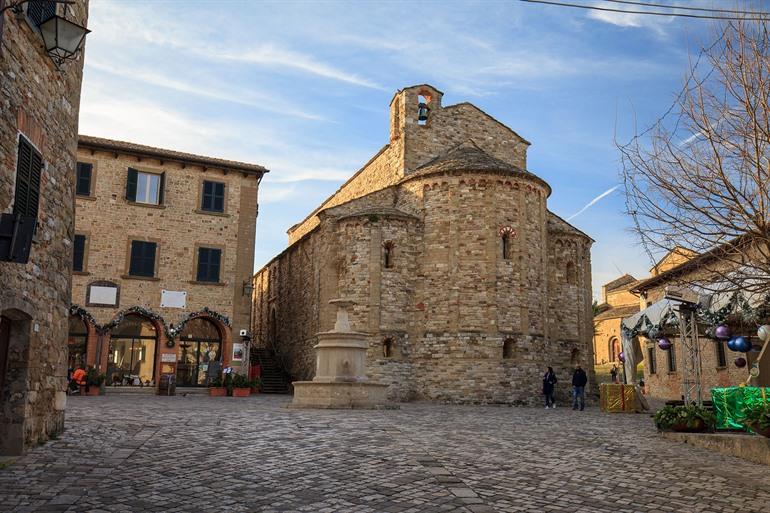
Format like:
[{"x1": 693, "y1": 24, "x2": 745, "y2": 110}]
[
  {"x1": 250, "y1": 387, "x2": 260, "y2": 394},
  {"x1": 671, "y1": 419, "x2": 706, "y2": 433},
  {"x1": 232, "y1": 387, "x2": 251, "y2": 397},
  {"x1": 747, "y1": 422, "x2": 770, "y2": 438},
  {"x1": 86, "y1": 386, "x2": 101, "y2": 396},
  {"x1": 79, "y1": 385, "x2": 86, "y2": 396},
  {"x1": 209, "y1": 387, "x2": 227, "y2": 397}
]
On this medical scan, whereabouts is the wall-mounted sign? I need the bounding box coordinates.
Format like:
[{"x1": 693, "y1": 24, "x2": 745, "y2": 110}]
[
  {"x1": 87, "y1": 281, "x2": 120, "y2": 307},
  {"x1": 161, "y1": 353, "x2": 177, "y2": 363},
  {"x1": 232, "y1": 343, "x2": 244, "y2": 362},
  {"x1": 160, "y1": 290, "x2": 187, "y2": 309}
]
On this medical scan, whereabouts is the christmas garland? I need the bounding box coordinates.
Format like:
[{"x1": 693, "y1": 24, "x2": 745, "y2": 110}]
[{"x1": 169, "y1": 307, "x2": 232, "y2": 338}]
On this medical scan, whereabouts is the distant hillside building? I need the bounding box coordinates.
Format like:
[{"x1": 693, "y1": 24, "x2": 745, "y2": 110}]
[
  {"x1": 68, "y1": 136, "x2": 266, "y2": 389},
  {"x1": 252, "y1": 84, "x2": 595, "y2": 404},
  {"x1": 593, "y1": 274, "x2": 640, "y2": 365}
]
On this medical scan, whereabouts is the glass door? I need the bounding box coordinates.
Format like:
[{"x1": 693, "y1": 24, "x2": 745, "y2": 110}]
[{"x1": 176, "y1": 341, "x2": 221, "y2": 387}]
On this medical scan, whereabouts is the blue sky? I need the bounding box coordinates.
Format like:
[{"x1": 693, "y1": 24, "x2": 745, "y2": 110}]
[{"x1": 77, "y1": 0, "x2": 730, "y2": 299}]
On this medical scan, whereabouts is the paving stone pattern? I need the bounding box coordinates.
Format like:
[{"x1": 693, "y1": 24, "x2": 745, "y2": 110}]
[{"x1": 0, "y1": 395, "x2": 767, "y2": 512}]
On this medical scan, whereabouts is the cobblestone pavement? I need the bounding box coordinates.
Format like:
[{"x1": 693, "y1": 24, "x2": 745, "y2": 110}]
[{"x1": 1, "y1": 394, "x2": 768, "y2": 513}]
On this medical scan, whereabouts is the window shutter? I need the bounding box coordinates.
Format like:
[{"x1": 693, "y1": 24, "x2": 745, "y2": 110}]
[
  {"x1": 197, "y1": 248, "x2": 208, "y2": 281},
  {"x1": 213, "y1": 182, "x2": 225, "y2": 212},
  {"x1": 76, "y1": 163, "x2": 92, "y2": 196},
  {"x1": 210, "y1": 248, "x2": 221, "y2": 282},
  {"x1": 27, "y1": 0, "x2": 56, "y2": 26},
  {"x1": 14, "y1": 137, "x2": 42, "y2": 220},
  {"x1": 73, "y1": 234, "x2": 85, "y2": 272},
  {"x1": 202, "y1": 181, "x2": 212, "y2": 210},
  {"x1": 144, "y1": 242, "x2": 157, "y2": 276},
  {"x1": 126, "y1": 168, "x2": 138, "y2": 201},
  {"x1": 158, "y1": 172, "x2": 166, "y2": 205}
]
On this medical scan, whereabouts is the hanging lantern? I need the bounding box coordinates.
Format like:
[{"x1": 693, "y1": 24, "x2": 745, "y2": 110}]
[
  {"x1": 417, "y1": 102, "x2": 430, "y2": 122},
  {"x1": 38, "y1": 15, "x2": 91, "y2": 69},
  {"x1": 715, "y1": 325, "x2": 731, "y2": 340},
  {"x1": 618, "y1": 351, "x2": 625, "y2": 363},
  {"x1": 757, "y1": 325, "x2": 770, "y2": 343},
  {"x1": 735, "y1": 357, "x2": 747, "y2": 368},
  {"x1": 657, "y1": 337, "x2": 672, "y2": 350}
]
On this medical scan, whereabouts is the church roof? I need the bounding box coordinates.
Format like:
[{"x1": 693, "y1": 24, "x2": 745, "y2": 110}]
[
  {"x1": 594, "y1": 304, "x2": 641, "y2": 321},
  {"x1": 546, "y1": 211, "x2": 594, "y2": 242},
  {"x1": 604, "y1": 274, "x2": 638, "y2": 292},
  {"x1": 402, "y1": 140, "x2": 550, "y2": 193}
]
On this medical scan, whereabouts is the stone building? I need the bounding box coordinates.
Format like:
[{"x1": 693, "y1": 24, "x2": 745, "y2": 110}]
[
  {"x1": 0, "y1": 1, "x2": 89, "y2": 454},
  {"x1": 252, "y1": 84, "x2": 595, "y2": 404},
  {"x1": 68, "y1": 136, "x2": 266, "y2": 389},
  {"x1": 593, "y1": 274, "x2": 640, "y2": 365},
  {"x1": 629, "y1": 248, "x2": 768, "y2": 399}
]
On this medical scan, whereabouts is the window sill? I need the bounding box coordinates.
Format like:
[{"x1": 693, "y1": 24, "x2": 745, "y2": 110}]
[
  {"x1": 76, "y1": 195, "x2": 97, "y2": 202},
  {"x1": 121, "y1": 274, "x2": 160, "y2": 281},
  {"x1": 188, "y1": 280, "x2": 227, "y2": 287},
  {"x1": 73, "y1": 271, "x2": 91, "y2": 276},
  {"x1": 127, "y1": 201, "x2": 166, "y2": 210},
  {"x1": 194, "y1": 209, "x2": 230, "y2": 217}
]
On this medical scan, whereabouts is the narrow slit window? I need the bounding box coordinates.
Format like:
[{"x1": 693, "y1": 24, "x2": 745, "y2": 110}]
[{"x1": 383, "y1": 241, "x2": 394, "y2": 269}]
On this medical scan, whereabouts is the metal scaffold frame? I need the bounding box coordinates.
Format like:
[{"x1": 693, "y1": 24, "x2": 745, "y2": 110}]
[{"x1": 677, "y1": 303, "x2": 703, "y2": 405}]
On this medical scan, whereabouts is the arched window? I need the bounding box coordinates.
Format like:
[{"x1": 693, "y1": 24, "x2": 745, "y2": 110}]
[
  {"x1": 499, "y1": 226, "x2": 515, "y2": 260},
  {"x1": 566, "y1": 261, "x2": 576, "y2": 285},
  {"x1": 609, "y1": 337, "x2": 620, "y2": 362},
  {"x1": 570, "y1": 348, "x2": 580, "y2": 365},
  {"x1": 178, "y1": 318, "x2": 222, "y2": 387},
  {"x1": 383, "y1": 240, "x2": 395, "y2": 269},
  {"x1": 383, "y1": 338, "x2": 394, "y2": 358},
  {"x1": 109, "y1": 314, "x2": 158, "y2": 387},
  {"x1": 503, "y1": 338, "x2": 515, "y2": 359},
  {"x1": 67, "y1": 316, "x2": 88, "y2": 371},
  {"x1": 417, "y1": 94, "x2": 430, "y2": 125}
]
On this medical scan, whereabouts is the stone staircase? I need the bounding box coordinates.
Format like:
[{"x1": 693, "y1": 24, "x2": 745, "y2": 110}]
[{"x1": 253, "y1": 347, "x2": 291, "y2": 394}]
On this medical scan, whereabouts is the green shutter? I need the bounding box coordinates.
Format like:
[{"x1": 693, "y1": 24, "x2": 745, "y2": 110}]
[
  {"x1": 126, "y1": 168, "x2": 138, "y2": 201},
  {"x1": 158, "y1": 172, "x2": 166, "y2": 205}
]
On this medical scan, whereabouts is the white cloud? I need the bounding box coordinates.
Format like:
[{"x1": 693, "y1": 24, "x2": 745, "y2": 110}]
[
  {"x1": 567, "y1": 185, "x2": 620, "y2": 221},
  {"x1": 586, "y1": 1, "x2": 675, "y2": 35}
]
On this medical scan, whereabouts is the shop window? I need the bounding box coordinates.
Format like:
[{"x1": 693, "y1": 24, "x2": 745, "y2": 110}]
[
  {"x1": 715, "y1": 340, "x2": 727, "y2": 368},
  {"x1": 13, "y1": 136, "x2": 43, "y2": 221},
  {"x1": 647, "y1": 347, "x2": 656, "y2": 375},
  {"x1": 126, "y1": 168, "x2": 165, "y2": 205},
  {"x1": 129, "y1": 240, "x2": 157, "y2": 277},
  {"x1": 196, "y1": 247, "x2": 222, "y2": 283},
  {"x1": 383, "y1": 338, "x2": 394, "y2": 358},
  {"x1": 201, "y1": 180, "x2": 225, "y2": 213},
  {"x1": 667, "y1": 344, "x2": 677, "y2": 372},
  {"x1": 67, "y1": 316, "x2": 88, "y2": 371},
  {"x1": 76, "y1": 162, "x2": 93, "y2": 196},
  {"x1": 503, "y1": 338, "x2": 515, "y2": 359},
  {"x1": 383, "y1": 240, "x2": 394, "y2": 269},
  {"x1": 108, "y1": 314, "x2": 157, "y2": 386},
  {"x1": 178, "y1": 318, "x2": 222, "y2": 387},
  {"x1": 73, "y1": 234, "x2": 86, "y2": 272}
]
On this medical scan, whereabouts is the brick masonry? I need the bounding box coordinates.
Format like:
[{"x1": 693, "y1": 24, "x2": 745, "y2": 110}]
[
  {"x1": 0, "y1": 1, "x2": 89, "y2": 454},
  {"x1": 254, "y1": 85, "x2": 596, "y2": 405}
]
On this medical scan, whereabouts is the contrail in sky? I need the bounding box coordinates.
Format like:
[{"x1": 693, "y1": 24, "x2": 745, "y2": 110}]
[{"x1": 567, "y1": 185, "x2": 620, "y2": 221}]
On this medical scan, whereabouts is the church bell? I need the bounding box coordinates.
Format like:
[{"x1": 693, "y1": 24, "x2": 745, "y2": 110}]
[{"x1": 417, "y1": 103, "x2": 430, "y2": 122}]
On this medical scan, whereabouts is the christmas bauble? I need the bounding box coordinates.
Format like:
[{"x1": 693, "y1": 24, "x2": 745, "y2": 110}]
[
  {"x1": 757, "y1": 325, "x2": 770, "y2": 343},
  {"x1": 727, "y1": 337, "x2": 738, "y2": 351},
  {"x1": 734, "y1": 336, "x2": 751, "y2": 353},
  {"x1": 618, "y1": 352, "x2": 625, "y2": 363},
  {"x1": 715, "y1": 325, "x2": 731, "y2": 340},
  {"x1": 735, "y1": 357, "x2": 747, "y2": 368},
  {"x1": 658, "y1": 337, "x2": 672, "y2": 350}
]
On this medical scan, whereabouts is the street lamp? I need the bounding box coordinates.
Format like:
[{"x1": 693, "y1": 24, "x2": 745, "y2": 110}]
[{"x1": 38, "y1": 13, "x2": 90, "y2": 68}]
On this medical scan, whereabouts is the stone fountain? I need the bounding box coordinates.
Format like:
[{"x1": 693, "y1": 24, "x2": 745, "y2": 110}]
[{"x1": 291, "y1": 299, "x2": 391, "y2": 409}]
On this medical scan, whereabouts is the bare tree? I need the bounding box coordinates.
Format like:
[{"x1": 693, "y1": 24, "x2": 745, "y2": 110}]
[{"x1": 620, "y1": 20, "x2": 770, "y2": 295}]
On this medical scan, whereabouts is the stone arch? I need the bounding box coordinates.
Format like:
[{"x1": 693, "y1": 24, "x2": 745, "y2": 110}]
[
  {"x1": 609, "y1": 337, "x2": 621, "y2": 363},
  {"x1": 383, "y1": 240, "x2": 395, "y2": 269},
  {"x1": 0, "y1": 306, "x2": 33, "y2": 455}
]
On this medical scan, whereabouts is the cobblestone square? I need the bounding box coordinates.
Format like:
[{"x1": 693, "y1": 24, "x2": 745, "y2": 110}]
[{"x1": 0, "y1": 395, "x2": 767, "y2": 513}]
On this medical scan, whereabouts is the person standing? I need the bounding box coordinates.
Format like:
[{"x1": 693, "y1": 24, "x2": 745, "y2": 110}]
[
  {"x1": 610, "y1": 365, "x2": 618, "y2": 383},
  {"x1": 572, "y1": 365, "x2": 588, "y2": 411},
  {"x1": 542, "y1": 367, "x2": 557, "y2": 409}
]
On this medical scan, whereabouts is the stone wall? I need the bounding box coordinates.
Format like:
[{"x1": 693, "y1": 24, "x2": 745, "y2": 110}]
[{"x1": 0, "y1": 1, "x2": 89, "y2": 454}]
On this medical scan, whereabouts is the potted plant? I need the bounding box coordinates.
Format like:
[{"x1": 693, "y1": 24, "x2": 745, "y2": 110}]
[
  {"x1": 654, "y1": 405, "x2": 714, "y2": 433},
  {"x1": 231, "y1": 373, "x2": 252, "y2": 397},
  {"x1": 84, "y1": 367, "x2": 106, "y2": 396},
  {"x1": 250, "y1": 376, "x2": 262, "y2": 394},
  {"x1": 208, "y1": 377, "x2": 227, "y2": 397},
  {"x1": 743, "y1": 404, "x2": 770, "y2": 438}
]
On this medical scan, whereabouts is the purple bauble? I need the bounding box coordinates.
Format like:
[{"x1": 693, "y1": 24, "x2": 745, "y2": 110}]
[
  {"x1": 618, "y1": 352, "x2": 625, "y2": 363},
  {"x1": 735, "y1": 357, "x2": 747, "y2": 368},
  {"x1": 715, "y1": 325, "x2": 731, "y2": 340},
  {"x1": 735, "y1": 336, "x2": 751, "y2": 353},
  {"x1": 658, "y1": 337, "x2": 672, "y2": 350},
  {"x1": 727, "y1": 337, "x2": 738, "y2": 351}
]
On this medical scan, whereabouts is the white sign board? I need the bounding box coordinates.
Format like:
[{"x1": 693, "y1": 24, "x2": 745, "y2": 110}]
[
  {"x1": 161, "y1": 353, "x2": 177, "y2": 363},
  {"x1": 89, "y1": 285, "x2": 118, "y2": 306},
  {"x1": 160, "y1": 290, "x2": 187, "y2": 309}
]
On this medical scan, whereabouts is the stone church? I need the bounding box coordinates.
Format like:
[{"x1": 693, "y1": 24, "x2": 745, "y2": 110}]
[{"x1": 252, "y1": 85, "x2": 595, "y2": 404}]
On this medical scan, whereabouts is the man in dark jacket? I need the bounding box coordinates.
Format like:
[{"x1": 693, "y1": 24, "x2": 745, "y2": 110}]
[{"x1": 571, "y1": 365, "x2": 588, "y2": 411}]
